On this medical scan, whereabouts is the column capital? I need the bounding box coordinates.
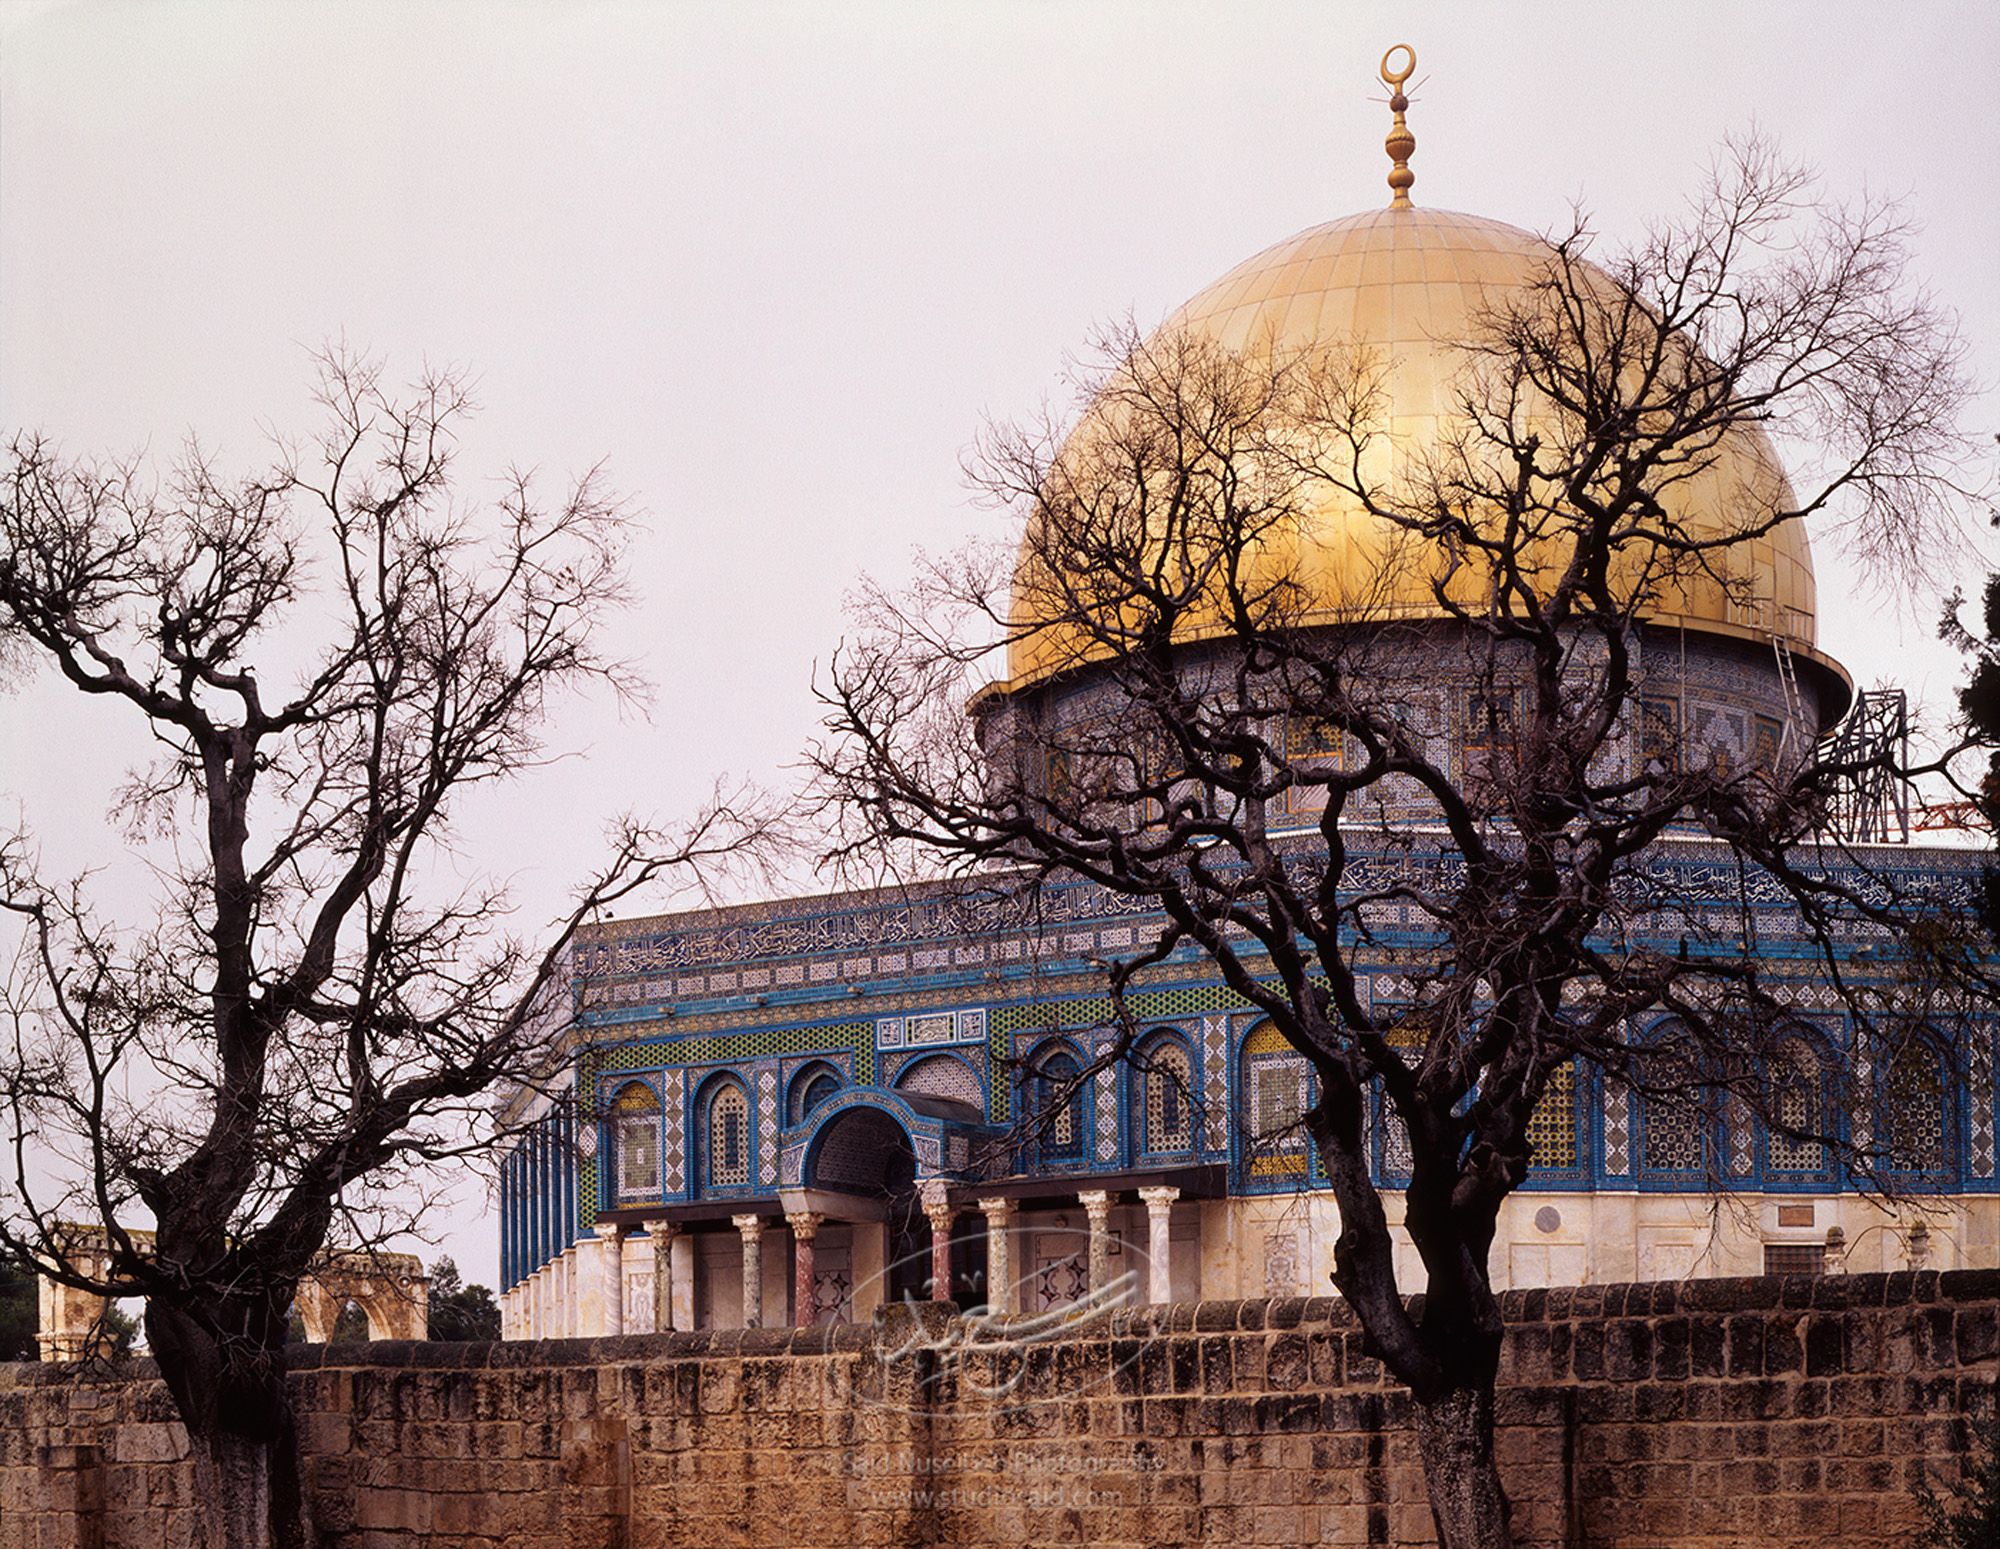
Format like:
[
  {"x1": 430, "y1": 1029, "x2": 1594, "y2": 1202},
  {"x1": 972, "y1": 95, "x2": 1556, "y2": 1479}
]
[
  {"x1": 1137, "y1": 1185, "x2": 1181, "y2": 1210},
  {"x1": 976, "y1": 1196, "x2": 1017, "y2": 1222},
  {"x1": 786, "y1": 1210, "x2": 825, "y2": 1241},
  {"x1": 918, "y1": 1178, "x2": 955, "y2": 1222},
  {"x1": 1076, "y1": 1188, "x2": 1113, "y2": 1217},
  {"x1": 732, "y1": 1212, "x2": 766, "y2": 1237},
  {"x1": 646, "y1": 1217, "x2": 681, "y2": 1243},
  {"x1": 593, "y1": 1220, "x2": 626, "y2": 1242}
]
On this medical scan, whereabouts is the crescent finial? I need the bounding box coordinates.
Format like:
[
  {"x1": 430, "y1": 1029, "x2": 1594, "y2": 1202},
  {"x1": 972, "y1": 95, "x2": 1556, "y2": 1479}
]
[{"x1": 1380, "y1": 45, "x2": 1417, "y2": 209}]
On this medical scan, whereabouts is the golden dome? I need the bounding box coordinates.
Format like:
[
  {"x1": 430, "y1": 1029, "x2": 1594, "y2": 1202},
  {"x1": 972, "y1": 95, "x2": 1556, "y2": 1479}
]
[{"x1": 1001, "y1": 205, "x2": 1846, "y2": 710}]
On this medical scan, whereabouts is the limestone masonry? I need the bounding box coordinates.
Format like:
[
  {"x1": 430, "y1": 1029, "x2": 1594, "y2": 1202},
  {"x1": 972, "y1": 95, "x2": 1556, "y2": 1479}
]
[{"x1": 3, "y1": 1271, "x2": 1994, "y2": 1548}]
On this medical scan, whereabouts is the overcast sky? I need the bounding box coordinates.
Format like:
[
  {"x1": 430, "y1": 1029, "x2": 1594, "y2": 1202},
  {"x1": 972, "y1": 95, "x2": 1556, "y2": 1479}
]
[{"x1": 4, "y1": 1, "x2": 1997, "y2": 1288}]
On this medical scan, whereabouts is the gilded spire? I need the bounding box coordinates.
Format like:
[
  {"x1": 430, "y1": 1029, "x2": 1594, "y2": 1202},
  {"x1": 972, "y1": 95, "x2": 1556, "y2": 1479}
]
[{"x1": 1380, "y1": 44, "x2": 1417, "y2": 208}]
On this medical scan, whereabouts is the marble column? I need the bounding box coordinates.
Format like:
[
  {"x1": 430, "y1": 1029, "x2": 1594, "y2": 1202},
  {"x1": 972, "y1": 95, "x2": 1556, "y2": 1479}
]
[
  {"x1": 1078, "y1": 1189, "x2": 1113, "y2": 1297},
  {"x1": 977, "y1": 1197, "x2": 1016, "y2": 1317},
  {"x1": 788, "y1": 1212, "x2": 824, "y2": 1327},
  {"x1": 649, "y1": 1220, "x2": 680, "y2": 1332},
  {"x1": 1138, "y1": 1186, "x2": 1180, "y2": 1305},
  {"x1": 920, "y1": 1180, "x2": 955, "y2": 1303},
  {"x1": 732, "y1": 1213, "x2": 765, "y2": 1329},
  {"x1": 593, "y1": 1222, "x2": 626, "y2": 1336}
]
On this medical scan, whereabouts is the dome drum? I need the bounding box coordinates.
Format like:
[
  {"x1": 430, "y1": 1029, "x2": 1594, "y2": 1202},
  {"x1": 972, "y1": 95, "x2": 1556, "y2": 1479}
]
[{"x1": 976, "y1": 615, "x2": 1839, "y2": 828}]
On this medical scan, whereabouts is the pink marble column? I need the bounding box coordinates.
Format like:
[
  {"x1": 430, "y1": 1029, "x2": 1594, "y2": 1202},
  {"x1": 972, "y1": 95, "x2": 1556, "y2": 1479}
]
[
  {"x1": 920, "y1": 1180, "x2": 955, "y2": 1303},
  {"x1": 787, "y1": 1211, "x2": 823, "y2": 1327}
]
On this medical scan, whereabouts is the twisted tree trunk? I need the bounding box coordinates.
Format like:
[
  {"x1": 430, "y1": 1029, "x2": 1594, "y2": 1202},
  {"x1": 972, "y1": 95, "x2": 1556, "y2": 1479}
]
[
  {"x1": 146, "y1": 1299, "x2": 312, "y2": 1549},
  {"x1": 1413, "y1": 1384, "x2": 1513, "y2": 1549}
]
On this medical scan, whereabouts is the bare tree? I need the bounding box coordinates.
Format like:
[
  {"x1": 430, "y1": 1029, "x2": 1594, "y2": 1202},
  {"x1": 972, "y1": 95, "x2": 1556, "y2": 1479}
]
[
  {"x1": 817, "y1": 138, "x2": 1983, "y2": 1549},
  {"x1": 0, "y1": 353, "x2": 781, "y2": 1549}
]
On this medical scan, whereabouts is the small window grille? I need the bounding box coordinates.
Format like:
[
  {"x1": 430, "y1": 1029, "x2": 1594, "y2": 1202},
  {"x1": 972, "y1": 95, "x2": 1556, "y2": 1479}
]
[
  {"x1": 1644, "y1": 1098, "x2": 1703, "y2": 1173},
  {"x1": 1243, "y1": 1023, "x2": 1311, "y2": 1178},
  {"x1": 1254, "y1": 1063, "x2": 1304, "y2": 1139},
  {"x1": 1763, "y1": 1243, "x2": 1825, "y2": 1276},
  {"x1": 1286, "y1": 715, "x2": 1345, "y2": 763},
  {"x1": 1462, "y1": 689, "x2": 1519, "y2": 789},
  {"x1": 1247, "y1": 1059, "x2": 1311, "y2": 1177},
  {"x1": 1767, "y1": 1042, "x2": 1826, "y2": 1172},
  {"x1": 1526, "y1": 1061, "x2": 1579, "y2": 1170},
  {"x1": 1381, "y1": 1102, "x2": 1412, "y2": 1174},
  {"x1": 1752, "y1": 715, "x2": 1783, "y2": 776},
  {"x1": 1145, "y1": 1042, "x2": 1192, "y2": 1152},
  {"x1": 1038, "y1": 1052, "x2": 1083, "y2": 1160},
  {"x1": 1639, "y1": 1036, "x2": 1706, "y2": 1175},
  {"x1": 1375, "y1": 1020, "x2": 1426, "y2": 1176},
  {"x1": 708, "y1": 1084, "x2": 750, "y2": 1188},
  {"x1": 612, "y1": 1083, "x2": 661, "y2": 1200},
  {"x1": 801, "y1": 1073, "x2": 840, "y2": 1120},
  {"x1": 1885, "y1": 1043, "x2": 1946, "y2": 1173}
]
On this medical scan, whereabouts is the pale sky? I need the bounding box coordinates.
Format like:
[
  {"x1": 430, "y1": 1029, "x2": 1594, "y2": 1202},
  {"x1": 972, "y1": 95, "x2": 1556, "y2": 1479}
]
[{"x1": 3, "y1": 1, "x2": 1997, "y2": 1290}]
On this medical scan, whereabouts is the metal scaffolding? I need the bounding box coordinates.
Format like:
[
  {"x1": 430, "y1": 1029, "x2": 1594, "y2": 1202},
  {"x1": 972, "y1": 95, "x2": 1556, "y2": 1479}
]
[{"x1": 1822, "y1": 689, "x2": 1910, "y2": 844}]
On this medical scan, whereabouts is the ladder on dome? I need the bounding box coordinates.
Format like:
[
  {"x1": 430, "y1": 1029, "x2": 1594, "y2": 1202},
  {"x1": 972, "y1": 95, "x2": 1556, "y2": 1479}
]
[{"x1": 1770, "y1": 631, "x2": 1805, "y2": 760}]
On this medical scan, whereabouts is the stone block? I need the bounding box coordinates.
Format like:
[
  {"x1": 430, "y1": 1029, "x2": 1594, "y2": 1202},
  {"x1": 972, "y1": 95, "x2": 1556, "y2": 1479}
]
[
  {"x1": 1954, "y1": 1304, "x2": 1998, "y2": 1364},
  {"x1": 1264, "y1": 1334, "x2": 1308, "y2": 1393},
  {"x1": 1805, "y1": 1315, "x2": 1845, "y2": 1376},
  {"x1": 1606, "y1": 1319, "x2": 1653, "y2": 1380}
]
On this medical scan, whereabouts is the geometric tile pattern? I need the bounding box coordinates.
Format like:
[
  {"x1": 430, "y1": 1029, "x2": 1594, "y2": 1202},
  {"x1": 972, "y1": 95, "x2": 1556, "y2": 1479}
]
[
  {"x1": 1095, "y1": 1055, "x2": 1119, "y2": 1161},
  {"x1": 662, "y1": 1069, "x2": 686, "y2": 1193},
  {"x1": 1603, "y1": 1078, "x2": 1631, "y2": 1176},
  {"x1": 1973, "y1": 1036, "x2": 1996, "y2": 1179},
  {"x1": 1201, "y1": 1014, "x2": 1230, "y2": 1152},
  {"x1": 895, "y1": 1052, "x2": 985, "y2": 1108},
  {"x1": 756, "y1": 1065, "x2": 780, "y2": 1187},
  {"x1": 1726, "y1": 1094, "x2": 1755, "y2": 1177},
  {"x1": 592, "y1": 1020, "x2": 877, "y2": 1081},
  {"x1": 1851, "y1": 1046, "x2": 1873, "y2": 1155}
]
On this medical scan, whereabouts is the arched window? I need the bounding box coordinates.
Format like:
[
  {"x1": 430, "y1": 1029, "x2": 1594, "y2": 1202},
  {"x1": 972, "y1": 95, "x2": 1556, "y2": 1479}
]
[
  {"x1": 1884, "y1": 1038, "x2": 1947, "y2": 1175},
  {"x1": 789, "y1": 1063, "x2": 843, "y2": 1125},
  {"x1": 801, "y1": 1072, "x2": 840, "y2": 1119},
  {"x1": 1765, "y1": 1038, "x2": 1828, "y2": 1174},
  {"x1": 704, "y1": 1081, "x2": 751, "y2": 1190},
  {"x1": 1140, "y1": 1034, "x2": 1194, "y2": 1154},
  {"x1": 1033, "y1": 1047, "x2": 1085, "y2": 1163},
  {"x1": 1241, "y1": 1023, "x2": 1311, "y2": 1182},
  {"x1": 611, "y1": 1081, "x2": 662, "y2": 1201},
  {"x1": 1637, "y1": 1024, "x2": 1707, "y2": 1179}
]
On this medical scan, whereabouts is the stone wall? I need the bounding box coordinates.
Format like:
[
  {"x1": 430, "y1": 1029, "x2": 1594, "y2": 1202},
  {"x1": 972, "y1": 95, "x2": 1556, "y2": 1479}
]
[{"x1": 2, "y1": 1272, "x2": 1995, "y2": 1549}]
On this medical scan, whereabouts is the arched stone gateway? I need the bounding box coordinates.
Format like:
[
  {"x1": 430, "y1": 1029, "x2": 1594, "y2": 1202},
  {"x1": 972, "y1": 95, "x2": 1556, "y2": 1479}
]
[
  {"x1": 292, "y1": 1252, "x2": 429, "y2": 1343},
  {"x1": 32, "y1": 1233, "x2": 428, "y2": 1357}
]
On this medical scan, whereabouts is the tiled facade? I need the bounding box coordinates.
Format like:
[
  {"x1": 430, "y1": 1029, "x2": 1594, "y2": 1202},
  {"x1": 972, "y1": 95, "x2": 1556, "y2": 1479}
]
[{"x1": 496, "y1": 768, "x2": 2000, "y2": 1337}]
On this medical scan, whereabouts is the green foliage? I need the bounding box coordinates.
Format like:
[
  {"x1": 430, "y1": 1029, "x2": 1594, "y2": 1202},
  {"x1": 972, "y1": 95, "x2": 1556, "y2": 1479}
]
[
  {"x1": 1952, "y1": 575, "x2": 2000, "y2": 940},
  {"x1": 329, "y1": 1300, "x2": 370, "y2": 1343},
  {"x1": 426, "y1": 1257, "x2": 501, "y2": 1342},
  {"x1": 1915, "y1": 1414, "x2": 2000, "y2": 1549},
  {"x1": 100, "y1": 1303, "x2": 139, "y2": 1359},
  {"x1": 0, "y1": 1256, "x2": 38, "y2": 1361}
]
